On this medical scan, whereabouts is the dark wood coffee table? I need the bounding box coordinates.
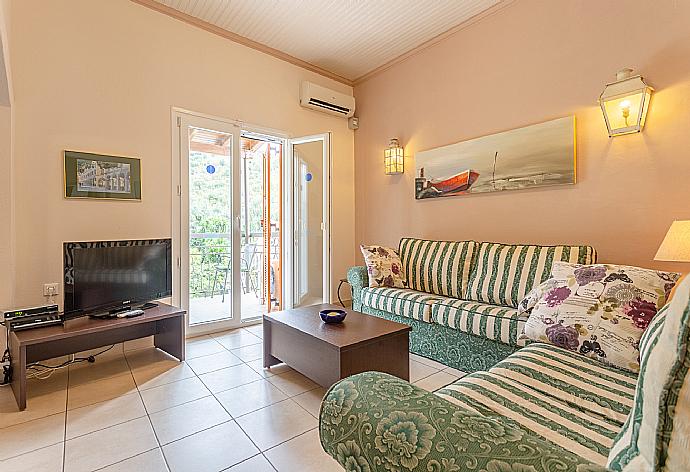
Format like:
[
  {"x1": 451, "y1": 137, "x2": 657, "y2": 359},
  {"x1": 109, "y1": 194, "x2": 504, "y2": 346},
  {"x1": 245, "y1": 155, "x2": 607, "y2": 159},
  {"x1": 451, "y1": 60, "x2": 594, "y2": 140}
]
[{"x1": 263, "y1": 303, "x2": 411, "y2": 387}]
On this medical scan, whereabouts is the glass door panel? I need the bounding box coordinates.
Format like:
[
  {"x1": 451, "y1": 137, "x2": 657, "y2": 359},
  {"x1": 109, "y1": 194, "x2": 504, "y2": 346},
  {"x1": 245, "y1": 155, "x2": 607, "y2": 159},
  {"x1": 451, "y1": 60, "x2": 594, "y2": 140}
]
[
  {"x1": 188, "y1": 126, "x2": 234, "y2": 326},
  {"x1": 176, "y1": 112, "x2": 242, "y2": 335},
  {"x1": 240, "y1": 135, "x2": 283, "y2": 321},
  {"x1": 292, "y1": 135, "x2": 330, "y2": 308}
]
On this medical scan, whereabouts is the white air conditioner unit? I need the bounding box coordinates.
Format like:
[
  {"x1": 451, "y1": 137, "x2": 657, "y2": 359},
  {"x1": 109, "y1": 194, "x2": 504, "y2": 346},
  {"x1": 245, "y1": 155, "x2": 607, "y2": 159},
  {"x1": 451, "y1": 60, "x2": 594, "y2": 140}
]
[{"x1": 300, "y1": 81, "x2": 355, "y2": 118}]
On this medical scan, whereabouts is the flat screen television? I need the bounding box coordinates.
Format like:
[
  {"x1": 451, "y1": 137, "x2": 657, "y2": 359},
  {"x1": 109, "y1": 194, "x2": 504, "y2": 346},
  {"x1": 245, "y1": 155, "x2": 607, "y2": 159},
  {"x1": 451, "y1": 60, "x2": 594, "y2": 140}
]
[{"x1": 63, "y1": 239, "x2": 173, "y2": 318}]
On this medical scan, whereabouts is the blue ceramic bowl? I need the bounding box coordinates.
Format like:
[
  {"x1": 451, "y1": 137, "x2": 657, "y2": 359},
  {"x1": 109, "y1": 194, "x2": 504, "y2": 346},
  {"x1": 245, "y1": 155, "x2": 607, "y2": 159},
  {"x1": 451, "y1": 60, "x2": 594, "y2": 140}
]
[{"x1": 320, "y1": 309, "x2": 347, "y2": 324}]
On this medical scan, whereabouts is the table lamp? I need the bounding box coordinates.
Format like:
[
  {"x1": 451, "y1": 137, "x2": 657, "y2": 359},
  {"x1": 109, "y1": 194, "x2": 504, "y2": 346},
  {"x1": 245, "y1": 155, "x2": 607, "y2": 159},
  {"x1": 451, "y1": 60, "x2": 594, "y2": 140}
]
[{"x1": 655, "y1": 220, "x2": 690, "y2": 262}]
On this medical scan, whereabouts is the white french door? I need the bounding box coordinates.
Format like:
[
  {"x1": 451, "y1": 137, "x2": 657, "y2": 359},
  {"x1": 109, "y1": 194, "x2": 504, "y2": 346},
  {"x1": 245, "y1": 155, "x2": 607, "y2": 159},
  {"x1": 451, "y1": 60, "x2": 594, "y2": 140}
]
[
  {"x1": 172, "y1": 110, "x2": 331, "y2": 335},
  {"x1": 285, "y1": 134, "x2": 331, "y2": 309},
  {"x1": 173, "y1": 111, "x2": 243, "y2": 335}
]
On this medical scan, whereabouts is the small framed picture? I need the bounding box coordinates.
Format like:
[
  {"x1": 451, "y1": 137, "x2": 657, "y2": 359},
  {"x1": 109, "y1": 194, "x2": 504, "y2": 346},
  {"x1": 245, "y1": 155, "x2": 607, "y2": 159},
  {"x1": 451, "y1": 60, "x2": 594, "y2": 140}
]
[{"x1": 64, "y1": 150, "x2": 142, "y2": 200}]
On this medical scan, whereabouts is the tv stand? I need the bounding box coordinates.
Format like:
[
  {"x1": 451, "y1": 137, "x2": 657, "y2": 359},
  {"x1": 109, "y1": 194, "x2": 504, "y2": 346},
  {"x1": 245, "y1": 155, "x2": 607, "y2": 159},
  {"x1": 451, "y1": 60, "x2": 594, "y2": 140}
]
[{"x1": 8, "y1": 303, "x2": 185, "y2": 410}]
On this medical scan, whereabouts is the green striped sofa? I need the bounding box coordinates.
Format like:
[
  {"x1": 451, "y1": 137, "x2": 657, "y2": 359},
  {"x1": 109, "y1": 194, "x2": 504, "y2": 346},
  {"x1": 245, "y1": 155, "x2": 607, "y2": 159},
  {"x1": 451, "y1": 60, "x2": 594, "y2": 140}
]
[
  {"x1": 320, "y1": 275, "x2": 690, "y2": 472},
  {"x1": 349, "y1": 238, "x2": 597, "y2": 372}
]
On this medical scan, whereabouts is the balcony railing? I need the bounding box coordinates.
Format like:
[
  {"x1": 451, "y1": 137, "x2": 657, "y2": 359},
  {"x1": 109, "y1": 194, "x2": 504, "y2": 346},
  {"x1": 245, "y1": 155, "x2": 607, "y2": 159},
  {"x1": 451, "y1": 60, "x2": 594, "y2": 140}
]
[{"x1": 189, "y1": 233, "x2": 278, "y2": 300}]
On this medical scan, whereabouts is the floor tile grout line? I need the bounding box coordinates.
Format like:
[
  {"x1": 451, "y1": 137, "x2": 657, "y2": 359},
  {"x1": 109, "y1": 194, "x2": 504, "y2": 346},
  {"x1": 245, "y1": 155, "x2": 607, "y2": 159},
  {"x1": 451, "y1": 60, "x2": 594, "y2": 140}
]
[
  {"x1": 90, "y1": 446, "x2": 162, "y2": 472},
  {"x1": 259, "y1": 452, "x2": 280, "y2": 472},
  {"x1": 0, "y1": 388, "x2": 68, "y2": 431},
  {"x1": 123, "y1": 348, "x2": 173, "y2": 472},
  {"x1": 261, "y1": 425, "x2": 320, "y2": 455},
  {"x1": 218, "y1": 452, "x2": 277, "y2": 472},
  {"x1": 157, "y1": 417, "x2": 236, "y2": 448},
  {"x1": 63, "y1": 411, "x2": 150, "y2": 443},
  {"x1": 225, "y1": 414, "x2": 264, "y2": 459},
  {"x1": 0, "y1": 437, "x2": 65, "y2": 463},
  {"x1": 212, "y1": 376, "x2": 317, "y2": 457},
  {"x1": 229, "y1": 401, "x2": 323, "y2": 457},
  {"x1": 195, "y1": 367, "x2": 274, "y2": 461},
  {"x1": 1, "y1": 348, "x2": 310, "y2": 464}
]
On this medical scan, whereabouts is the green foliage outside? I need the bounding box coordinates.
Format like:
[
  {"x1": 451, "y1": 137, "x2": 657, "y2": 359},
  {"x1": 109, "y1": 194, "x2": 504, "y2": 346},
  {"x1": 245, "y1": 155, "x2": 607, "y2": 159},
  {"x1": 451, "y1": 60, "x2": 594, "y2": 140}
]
[{"x1": 188, "y1": 145, "x2": 281, "y2": 298}]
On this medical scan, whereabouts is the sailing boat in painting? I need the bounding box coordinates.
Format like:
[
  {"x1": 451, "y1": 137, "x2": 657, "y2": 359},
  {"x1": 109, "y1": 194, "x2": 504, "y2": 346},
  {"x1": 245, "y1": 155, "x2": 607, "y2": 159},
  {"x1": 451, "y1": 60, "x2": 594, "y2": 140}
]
[
  {"x1": 414, "y1": 116, "x2": 576, "y2": 200},
  {"x1": 416, "y1": 168, "x2": 480, "y2": 199}
]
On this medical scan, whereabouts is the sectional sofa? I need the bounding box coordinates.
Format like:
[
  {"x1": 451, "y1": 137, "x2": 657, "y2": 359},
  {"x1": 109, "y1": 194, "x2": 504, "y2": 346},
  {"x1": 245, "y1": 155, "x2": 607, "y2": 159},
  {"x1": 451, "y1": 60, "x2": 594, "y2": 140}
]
[
  {"x1": 348, "y1": 237, "x2": 596, "y2": 372},
  {"x1": 323, "y1": 238, "x2": 690, "y2": 471}
]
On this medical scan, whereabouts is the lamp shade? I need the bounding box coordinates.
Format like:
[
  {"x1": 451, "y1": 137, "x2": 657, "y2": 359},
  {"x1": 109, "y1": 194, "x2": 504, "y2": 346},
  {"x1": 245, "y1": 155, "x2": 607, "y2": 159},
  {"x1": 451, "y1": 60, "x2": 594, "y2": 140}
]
[
  {"x1": 655, "y1": 220, "x2": 690, "y2": 262},
  {"x1": 599, "y1": 68, "x2": 653, "y2": 137}
]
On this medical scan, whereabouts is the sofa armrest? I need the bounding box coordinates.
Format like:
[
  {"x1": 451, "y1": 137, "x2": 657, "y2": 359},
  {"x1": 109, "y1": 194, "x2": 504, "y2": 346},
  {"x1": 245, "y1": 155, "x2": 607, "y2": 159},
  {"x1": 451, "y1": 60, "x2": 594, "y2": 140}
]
[
  {"x1": 319, "y1": 372, "x2": 606, "y2": 472},
  {"x1": 347, "y1": 266, "x2": 368, "y2": 311}
]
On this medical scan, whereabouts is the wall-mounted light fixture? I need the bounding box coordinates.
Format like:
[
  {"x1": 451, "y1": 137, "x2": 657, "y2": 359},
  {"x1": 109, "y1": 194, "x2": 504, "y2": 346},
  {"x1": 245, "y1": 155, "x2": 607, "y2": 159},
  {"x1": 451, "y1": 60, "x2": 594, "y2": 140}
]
[
  {"x1": 384, "y1": 138, "x2": 404, "y2": 175},
  {"x1": 599, "y1": 68, "x2": 653, "y2": 137}
]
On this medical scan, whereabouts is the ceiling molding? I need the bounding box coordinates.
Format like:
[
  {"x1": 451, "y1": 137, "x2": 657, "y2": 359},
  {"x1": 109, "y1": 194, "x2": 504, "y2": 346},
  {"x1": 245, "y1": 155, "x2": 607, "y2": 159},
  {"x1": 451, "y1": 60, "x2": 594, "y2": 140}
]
[
  {"x1": 352, "y1": 0, "x2": 515, "y2": 85},
  {"x1": 130, "y1": 0, "x2": 354, "y2": 87}
]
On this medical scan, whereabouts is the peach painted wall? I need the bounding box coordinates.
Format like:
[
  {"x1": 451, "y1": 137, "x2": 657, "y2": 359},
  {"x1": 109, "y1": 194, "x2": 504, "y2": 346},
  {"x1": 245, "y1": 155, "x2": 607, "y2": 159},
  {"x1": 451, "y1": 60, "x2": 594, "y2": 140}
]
[
  {"x1": 0, "y1": 105, "x2": 12, "y2": 310},
  {"x1": 0, "y1": 0, "x2": 13, "y2": 312},
  {"x1": 8, "y1": 0, "x2": 354, "y2": 308},
  {"x1": 353, "y1": 0, "x2": 690, "y2": 274}
]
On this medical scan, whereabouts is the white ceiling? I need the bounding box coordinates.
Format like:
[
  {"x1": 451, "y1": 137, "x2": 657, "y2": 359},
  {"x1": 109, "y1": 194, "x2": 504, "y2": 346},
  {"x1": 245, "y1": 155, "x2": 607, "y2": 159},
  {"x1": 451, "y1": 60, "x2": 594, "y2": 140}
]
[{"x1": 152, "y1": 0, "x2": 502, "y2": 82}]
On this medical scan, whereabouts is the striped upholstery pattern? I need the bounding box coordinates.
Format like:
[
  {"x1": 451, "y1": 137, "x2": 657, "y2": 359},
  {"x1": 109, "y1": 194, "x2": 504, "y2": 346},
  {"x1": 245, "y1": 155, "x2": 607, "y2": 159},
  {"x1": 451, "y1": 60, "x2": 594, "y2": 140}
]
[
  {"x1": 398, "y1": 238, "x2": 477, "y2": 299},
  {"x1": 430, "y1": 298, "x2": 528, "y2": 347},
  {"x1": 436, "y1": 343, "x2": 637, "y2": 467},
  {"x1": 607, "y1": 277, "x2": 690, "y2": 471},
  {"x1": 488, "y1": 344, "x2": 637, "y2": 424},
  {"x1": 465, "y1": 242, "x2": 597, "y2": 307},
  {"x1": 360, "y1": 287, "x2": 439, "y2": 322}
]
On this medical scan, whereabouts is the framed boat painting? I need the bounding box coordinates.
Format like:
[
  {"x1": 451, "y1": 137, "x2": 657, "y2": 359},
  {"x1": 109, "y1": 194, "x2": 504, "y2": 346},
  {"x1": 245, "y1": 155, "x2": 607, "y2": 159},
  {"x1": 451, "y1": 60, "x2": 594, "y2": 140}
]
[
  {"x1": 64, "y1": 150, "x2": 142, "y2": 200},
  {"x1": 415, "y1": 116, "x2": 576, "y2": 199}
]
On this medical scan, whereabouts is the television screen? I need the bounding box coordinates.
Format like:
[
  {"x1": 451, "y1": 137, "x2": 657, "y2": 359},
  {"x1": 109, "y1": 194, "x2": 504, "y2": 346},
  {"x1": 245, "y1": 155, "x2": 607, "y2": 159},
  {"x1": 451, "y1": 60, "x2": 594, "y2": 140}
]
[{"x1": 63, "y1": 239, "x2": 172, "y2": 318}]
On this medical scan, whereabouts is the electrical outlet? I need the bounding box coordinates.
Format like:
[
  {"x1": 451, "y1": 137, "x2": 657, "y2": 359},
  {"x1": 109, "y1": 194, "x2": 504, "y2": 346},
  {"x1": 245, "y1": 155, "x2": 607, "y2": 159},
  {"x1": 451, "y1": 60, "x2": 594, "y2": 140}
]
[{"x1": 43, "y1": 283, "x2": 60, "y2": 297}]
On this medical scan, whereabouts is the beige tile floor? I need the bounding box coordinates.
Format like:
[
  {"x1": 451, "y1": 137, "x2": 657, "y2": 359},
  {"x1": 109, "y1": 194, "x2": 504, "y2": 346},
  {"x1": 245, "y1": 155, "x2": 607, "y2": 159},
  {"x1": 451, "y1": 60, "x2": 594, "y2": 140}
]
[{"x1": 0, "y1": 325, "x2": 465, "y2": 472}]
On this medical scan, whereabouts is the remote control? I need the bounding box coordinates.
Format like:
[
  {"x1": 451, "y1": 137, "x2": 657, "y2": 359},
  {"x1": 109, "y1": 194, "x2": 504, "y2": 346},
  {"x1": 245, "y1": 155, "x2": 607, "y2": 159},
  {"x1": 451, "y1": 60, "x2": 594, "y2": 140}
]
[{"x1": 116, "y1": 309, "x2": 145, "y2": 318}]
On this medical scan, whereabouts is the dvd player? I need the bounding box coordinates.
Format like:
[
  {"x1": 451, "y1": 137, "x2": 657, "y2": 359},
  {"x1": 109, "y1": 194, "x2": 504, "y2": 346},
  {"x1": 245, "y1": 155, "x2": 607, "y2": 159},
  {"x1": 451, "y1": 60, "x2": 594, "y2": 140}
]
[{"x1": 3, "y1": 305, "x2": 64, "y2": 331}]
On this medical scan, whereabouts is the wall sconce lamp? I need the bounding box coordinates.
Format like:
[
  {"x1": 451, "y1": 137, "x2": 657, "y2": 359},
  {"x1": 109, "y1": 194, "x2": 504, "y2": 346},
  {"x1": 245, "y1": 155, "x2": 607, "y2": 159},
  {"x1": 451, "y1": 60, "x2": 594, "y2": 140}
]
[
  {"x1": 599, "y1": 68, "x2": 653, "y2": 137},
  {"x1": 384, "y1": 138, "x2": 404, "y2": 175}
]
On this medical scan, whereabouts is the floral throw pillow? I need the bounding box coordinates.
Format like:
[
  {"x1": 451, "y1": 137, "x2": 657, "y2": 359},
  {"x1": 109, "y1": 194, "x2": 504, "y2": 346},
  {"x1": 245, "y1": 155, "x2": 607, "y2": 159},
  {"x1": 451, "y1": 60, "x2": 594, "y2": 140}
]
[
  {"x1": 360, "y1": 245, "x2": 407, "y2": 289},
  {"x1": 521, "y1": 261, "x2": 680, "y2": 372},
  {"x1": 517, "y1": 278, "x2": 566, "y2": 318}
]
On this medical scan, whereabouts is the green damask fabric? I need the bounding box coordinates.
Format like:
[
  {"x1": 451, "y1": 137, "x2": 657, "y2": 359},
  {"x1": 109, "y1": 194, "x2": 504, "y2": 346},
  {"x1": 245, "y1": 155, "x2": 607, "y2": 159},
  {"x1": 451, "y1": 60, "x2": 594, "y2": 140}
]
[
  {"x1": 319, "y1": 371, "x2": 607, "y2": 472},
  {"x1": 361, "y1": 305, "x2": 519, "y2": 373},
  {"x1": 398, "y1": 238, "x2": 477, "y2": 298},
  {"x1": 465, "y1": 243, "x2": 597, "y2": 308},
  {"x1": 349, "y1": 266, "x2": 369, "y2": 311}
]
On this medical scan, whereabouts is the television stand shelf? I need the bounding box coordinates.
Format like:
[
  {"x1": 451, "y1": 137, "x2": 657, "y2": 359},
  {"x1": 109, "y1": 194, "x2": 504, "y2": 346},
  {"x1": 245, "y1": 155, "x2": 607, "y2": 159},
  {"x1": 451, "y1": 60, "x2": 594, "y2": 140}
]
[{"x1": 8, "y1": 303, "x2": 185, "y2": 410}]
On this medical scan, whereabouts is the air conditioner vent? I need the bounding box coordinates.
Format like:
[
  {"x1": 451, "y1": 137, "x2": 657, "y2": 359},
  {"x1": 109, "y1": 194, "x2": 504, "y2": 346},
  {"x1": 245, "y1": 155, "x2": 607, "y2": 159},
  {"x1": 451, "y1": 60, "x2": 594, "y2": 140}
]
[
  {"x1": 300, "y1": 82, "x2": 355, "y2": 118},
  {"x1": 307, "y1": 98, "x2": 351, "y2": 115}
]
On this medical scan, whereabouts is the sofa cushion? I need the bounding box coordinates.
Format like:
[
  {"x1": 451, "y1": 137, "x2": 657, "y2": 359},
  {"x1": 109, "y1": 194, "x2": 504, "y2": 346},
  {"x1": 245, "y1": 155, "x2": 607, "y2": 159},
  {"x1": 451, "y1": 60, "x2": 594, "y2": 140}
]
[
  {"x1": 359, "y1": 245, "x2": 407, "y2": 288},
  {"x1": 607, "y1": 276, "x2": 690, "y2": 471},
  {"x1": 465, "y1": 242, "x2": 597, "y2": 307},
  {"x1": 360, "y1": 287, "x2": 439, "y2": 322},
  {"x1": 398, "y1": 238, "x2": 477, "y2": 299},
  {"x1": 431, "y1": 298, "x2": 528, "y2": 347},
  {"x1": 521, "y1": 262, "x2": 680, "y2": 372},
  {"x1": 436, "y1": 343, "x2": 636, "y2": 467}
]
